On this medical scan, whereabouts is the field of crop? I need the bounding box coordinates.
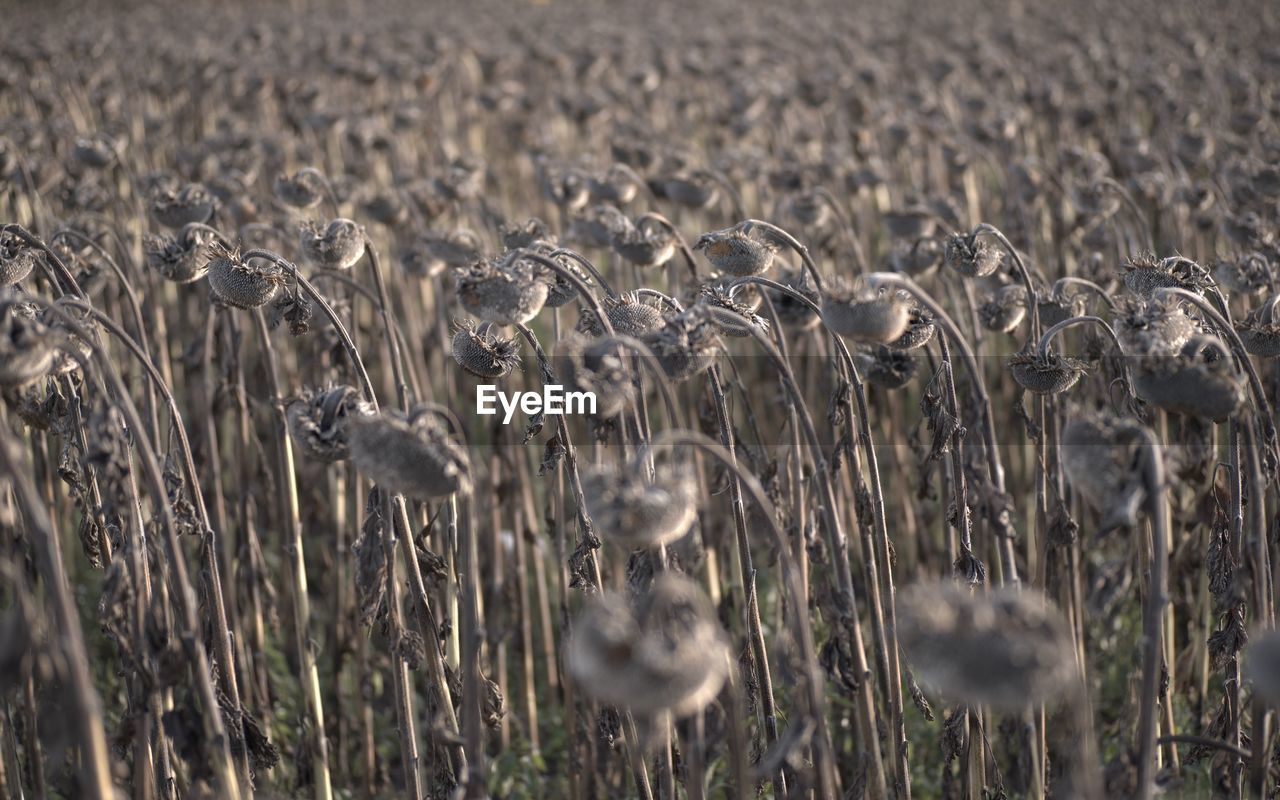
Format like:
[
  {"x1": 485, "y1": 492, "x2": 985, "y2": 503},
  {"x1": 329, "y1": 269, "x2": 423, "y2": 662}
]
[{"x1": 0, "y1": 0, "x2": 1278, "y2": 797}]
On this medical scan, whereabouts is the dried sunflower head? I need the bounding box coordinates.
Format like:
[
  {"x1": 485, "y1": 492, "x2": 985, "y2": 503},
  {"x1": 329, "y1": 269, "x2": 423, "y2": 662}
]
[
  {"x1": 889, "y1": 305, "x2": 936, "y2": 350},
  {"x1": 1008, "y1": 350, "x2": 1089, "y2": 395},
  {"x1": 286, "y1": 385, "x2": 373, "y2": 462},
  {"x1": 768, "y1": 264, "x2": 822, "y2": 330},
  {"x1": 979, "y1": 285, "x2": 1028, "y2": 333},
  {"x1": 1132, "y1": 335, "x2": 1244, "y2": 422},
  {"x1": 581, "y1": 460, "x2": 699, "y2": 550},
  {"x1": 1237, "y1": 299, "x2": 1280, "y2": 357},
  {"x1": 662, "y1": 170, "x2": 719, "y2": 210},
  {"x1": 0, "y1": 231, "x2": 38, "y2": 287},
  {"x1": 499, "y1": 218, "x2": 553, "y2": 251},
  {"x1": 576, "y1": 292, "x2": 665, "y2": 338},
  {"x1": 451, "y1": 320, "x2": 521, "y2": 379},
  {"x1": 611, "y1": 218, "x2": 676, "y2": 268},
  {"x1": 298, "y1": 218, "x2": 366, "y2": 270},
  {"x1": 696, "y1": 280, "x2": 766, "y2": 338},
  {"x1": 150, "y1": 183, "x2": 218, "y2": 229},
  {"x1": 821, "y1": 277, "x2": 912, "y2": 344},
  {"x1": 144, "y1": 224, "x2": 217, "y2": 284},
  {"x1": 861, "y1": 346, "x2": 918, "y2": 389},
  {"x1": 644, "y1": 306, "x2": 720, "y2": 381},
  {"x1": 1215, "y1": 252, "x2": 1273, "y2": 296},
  {"x1": 588, "y1": 165, "x2": 640, "y2": 205},
  {"x1": 694, "y1": 223, "x2": 777, "y2": 277},
  {"x1": 1113, "y1": 297, "x2": 1197, "y2": 355},
  {"x1": 273, "y1": 170, "x2": 325, "y2": 210},
  {"x1": 348, "y1": 408, "x2": 472, "y2": 499},
  {"x1": 568, "y1": 204, "x2": 630, "y2": 250},
  {"x1": 453, "y1": 255, "x2": 549, "y2": 327},
  {"x1": 207, "y1": 245, "x2": 286, "y2": 309},
  {"x1": 943, "y1": 232, "x2": 1002, "y2": 278},
  {"x1": 0, "y1": 302, "x2": 57, "y2": 388},
  {"x1": 898, "y1": 581, "x2": 1079, "y2": 712},
  {"x1": 567, "y1": 573, "x2": 730, "y2": 719},
  {"x1": 1121, "y1": 253, "x2": 1213, "y2": 299},
  {"x1": 424, "y1": 228, "x2": 484, "y2": 269}
]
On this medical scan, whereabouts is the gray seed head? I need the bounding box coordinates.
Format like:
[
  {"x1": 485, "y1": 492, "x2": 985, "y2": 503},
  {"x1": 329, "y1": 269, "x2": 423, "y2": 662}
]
[
  {"x1": 144, "y1": 224, "x2": 216, "y2": 284},
  {"x1": 581, "y1": 461, "x2": 699, "y2": 549},
  {"x1": 611, "y1": 218, "x2": 676, "y2": 268},
  {"x1": 943, "y1": 233, "x2": 1002, "y2": 278},
  {"x1": 273, "y1": 171, "x2": 325, "y2": 210},
  {"x1": 0, "y1": 232, "x2": 38, "y2": 287},
  {"x1": 644, "y1": 306, "x2": 720, "y2": 381},
  {"x1": 286, "y1": 385, "x2": 373, "y2": 462},
  {"x1": 693, "y1": 223, "x2": 777, "y2": 277},
  {"x1": 567, "y1": 573, "x2": 730, "y2": 719},
  {"x1": 821, "y1": 277, "x2": 912, "y2": 343},
  {"x1": 0, "y1": 302, "x2": 56, "y2": 388},
  {"x1": 454, "y1": 256, "x2": 549, "y2": 326},
  {"x1": 979, "y1": 285, "x2": 1028, "y2": 333},
  {"x1": 451, "y1": 320, "x2": 522, "y2": 379},
  {"x1": 576, "y1": 292, "x2": 665, "y2": 338},
  {"x1": 348, "y1": 408, "x2": 472, "y2": 500},
  {"x1": 898, "y1": 581, "x2": 1079, "y2": 712},
  {"x1": 206, "y1": 245, "x2": 287, "y2": 309},
  {"x1": 151, "y1": 183, "x2": 218, "y2": 229},
  {"x1": 299, "y1": 218, "x2": 366, "y2": 270},
  {"x1": 1008, "y1": 350, "x2": 1088, "y2": 395}
]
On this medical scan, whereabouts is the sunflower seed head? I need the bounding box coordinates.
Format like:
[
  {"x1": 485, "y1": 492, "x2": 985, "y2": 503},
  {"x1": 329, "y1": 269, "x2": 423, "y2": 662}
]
[
  {"x1": 348, "y1": 408, "x2": 472, "y2": 500},
  {"x1": 943, "y1": 233, "x2": 1002, "y2": 278},
  {"x1": 286, "y1": 385, "x2": 373, "y2": 462},
  {"x1": 451, "y1": 320, "x2": 522, "y2": 379},
  {"x1": 898, "y1": 581, "x2": 1078, "y2": 711},
  {"x1": 979, "y1": 285, "x2": 1028, "y2": 333},
  {"x1": 581, "y1": 461, "x2": 699, "y2": 549},
  {"x1": 453, "y1": 255, "x2": 549, "y2": 326},
  {"x1": 575, "y1": 292, "x2": 664, "y2": 338},
  {"x1": 1060, "y1": 410, "x2": 1148, "y2": 532},
  {"x1": 150, "y1": 182, "x2": 218, "y2": 229},
  {"x1": 821, "y1": 276, "x2": 912, "y2": 343},
  {"x1": 567, "y1": 573, "x2": 729, "y2": 718},
  {"x1": 861, "y1": 346, "x2": 918, "y2": 389},
  {"x1": 0, "y1": 231, "x2": 38, "y2": 287},
  {"x1": 693, "y1": 223, "x2": 777, "y2": 277},
  {"x1": 206, "y1": 245, "x2": 286, "y2": 309},
  {"x1": 611, "y1": 218, "x2": 676, "y2": 268},
  {"x1": 144, "y1": 225, "x2": 216, "y2": 284},
  {"x1": 644, "y1": 306, "x2": 720, "y2": 381},
  {"x1": 1132, "y1": 335, "x2": 1244, "y2": 422},
  {"x1": 0, "y1": 301, "x2": 56, "y2": 388},
  {"x1": 499, "y1": 218, "x2": 554, "y2": 251},
  {"x1": 273, "y1": 170, "x2": 325, "y2": 210},
  {"x1": 1121, "y1": 253, "x2": 1213, "y2": 299},
  {"x1": 1008, "y1": 350, "x2": 1088, "y2": 395},
  {"x1": 556, "y1": 332, "x2": 634, "y2": 418},
  {"x1": 696, "y1": 280, "x2": 767, "y2": 337},
  {"x1": 298, "y1": 218, "x2": 366, "y2": 270}
]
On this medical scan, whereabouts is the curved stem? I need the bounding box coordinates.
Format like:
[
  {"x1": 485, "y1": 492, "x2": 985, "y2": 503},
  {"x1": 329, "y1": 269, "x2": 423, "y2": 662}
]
[
  {"x1": 549, "y1": 247, "x2": 617, "y2": 298},
  {"x1": 744, "y1": 219, "x2": 824, "y2": 292},
  {"x1": 1052, "y1": 277, "x2": 1117, "y2": 311},
  {"x1": 973, "y1": 222, "x2": 1040, "y2": 344},
  {"x1": 240, "y1": 249, "x2": 378, "y2": 406}
]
